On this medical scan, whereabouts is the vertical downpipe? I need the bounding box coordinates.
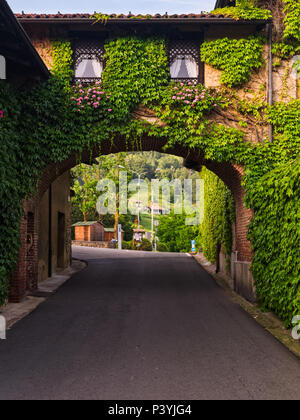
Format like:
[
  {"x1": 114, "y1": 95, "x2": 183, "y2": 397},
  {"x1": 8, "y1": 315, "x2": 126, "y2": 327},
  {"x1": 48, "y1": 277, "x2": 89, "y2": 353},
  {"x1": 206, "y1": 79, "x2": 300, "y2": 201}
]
[
  {"x1": 48, "y1": 184, "x2": 52, "y2": 278},
  {"x1": 268, "y1": 23, "x2": 273, "y2": 142}
]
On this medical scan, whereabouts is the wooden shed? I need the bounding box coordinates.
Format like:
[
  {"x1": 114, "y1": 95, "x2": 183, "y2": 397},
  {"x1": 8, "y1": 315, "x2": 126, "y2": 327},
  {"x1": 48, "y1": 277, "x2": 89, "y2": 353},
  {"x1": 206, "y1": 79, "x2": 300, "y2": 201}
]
[
  {"x1": 104, "y1": 228, "x2": 124, "y2": 242},
  {"x1": 73, "y1": 221, "x2": 105, "y2": 242}
]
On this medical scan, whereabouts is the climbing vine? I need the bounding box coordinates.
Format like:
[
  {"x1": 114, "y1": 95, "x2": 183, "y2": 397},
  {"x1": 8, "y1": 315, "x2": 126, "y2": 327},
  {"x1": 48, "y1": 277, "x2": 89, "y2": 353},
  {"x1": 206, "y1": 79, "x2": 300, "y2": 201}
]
[
  {"x1": 200, "y1": 167, "x2": 235, "y2": 264},
  {"x1": 201, "y1": 36, "x2": 265, "y2": 87},
  {"x1": 0, "y1": 23, "x2": 299, "y2": 325},
  {"x1": 246, "y1": 159, "x2": 300, "y2": 326},
  {"x1": 212, "y1": 0, "x2": 272, "y2": 20},
  {"x1": 272, "y1": 0, "x2": 300, "y2": 59}
]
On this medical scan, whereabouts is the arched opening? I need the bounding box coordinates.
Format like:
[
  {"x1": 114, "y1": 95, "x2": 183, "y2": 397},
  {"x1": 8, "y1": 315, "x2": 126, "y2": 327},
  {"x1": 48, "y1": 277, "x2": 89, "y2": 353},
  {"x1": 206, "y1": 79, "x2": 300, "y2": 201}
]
[{"x1": 10, "y1": 135, "x2": 255, "y2": 304}]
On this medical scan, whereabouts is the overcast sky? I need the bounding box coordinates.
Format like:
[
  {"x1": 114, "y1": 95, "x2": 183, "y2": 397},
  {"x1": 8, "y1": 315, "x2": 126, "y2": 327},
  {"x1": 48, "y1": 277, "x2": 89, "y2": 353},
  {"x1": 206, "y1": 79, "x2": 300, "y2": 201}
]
[{"x1": 8, "y1": 0, "x2": 216, "y2": 14}]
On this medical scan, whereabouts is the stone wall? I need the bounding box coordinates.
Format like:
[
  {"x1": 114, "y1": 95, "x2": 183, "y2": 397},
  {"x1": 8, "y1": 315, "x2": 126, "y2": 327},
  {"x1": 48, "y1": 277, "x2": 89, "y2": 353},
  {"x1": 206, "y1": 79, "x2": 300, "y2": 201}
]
[{"x1": 38, "y1": 171, "x2": 71, "y2": 283}]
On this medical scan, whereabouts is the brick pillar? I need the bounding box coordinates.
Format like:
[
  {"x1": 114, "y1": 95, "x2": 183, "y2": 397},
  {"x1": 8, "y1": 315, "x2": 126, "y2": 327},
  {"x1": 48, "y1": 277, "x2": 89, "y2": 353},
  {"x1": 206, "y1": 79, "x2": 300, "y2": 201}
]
[
  {"x1": 232, "y1": 165, "x2": 253, "y2": 262},
  {"x1": 234, "y1": 187, "x2": 253, "y2": 262},
  {"x1": 26, "y1": 209, "x2": 39, "y2": 291},
  {"x1": 9, "y1": 217, "x2": 27, "y2": 302},
  {"x1": 9, "y1": 200, "x2": 39, "y2": 302}
]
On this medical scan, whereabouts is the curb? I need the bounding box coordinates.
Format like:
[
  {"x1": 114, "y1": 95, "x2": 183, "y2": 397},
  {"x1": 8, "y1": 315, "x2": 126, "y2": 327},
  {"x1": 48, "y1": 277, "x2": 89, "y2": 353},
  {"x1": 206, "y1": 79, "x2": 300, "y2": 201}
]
[{"x1": 192, "y1": 254, "x2": 300, "y2": 360}]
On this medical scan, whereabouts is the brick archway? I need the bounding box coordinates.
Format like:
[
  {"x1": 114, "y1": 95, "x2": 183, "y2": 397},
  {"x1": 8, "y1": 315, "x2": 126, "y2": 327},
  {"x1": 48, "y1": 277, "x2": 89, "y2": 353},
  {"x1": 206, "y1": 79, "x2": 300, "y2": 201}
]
[{"x1": 10, "y1": 135, "x2": 254, "y2": 303}]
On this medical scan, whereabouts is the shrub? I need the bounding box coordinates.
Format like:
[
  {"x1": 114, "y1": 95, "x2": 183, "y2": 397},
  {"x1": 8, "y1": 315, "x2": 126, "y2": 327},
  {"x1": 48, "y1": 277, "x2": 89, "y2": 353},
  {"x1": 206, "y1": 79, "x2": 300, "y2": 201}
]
[
  {"x1": 157, "y1": 243, "x2": 169, "y2": 253},
  {"x1": 136, "y1": 238, "x2": 153, "y2": 252},
  {"x1": 122, "y1": 241, "x2": 132, "y2": 250}
]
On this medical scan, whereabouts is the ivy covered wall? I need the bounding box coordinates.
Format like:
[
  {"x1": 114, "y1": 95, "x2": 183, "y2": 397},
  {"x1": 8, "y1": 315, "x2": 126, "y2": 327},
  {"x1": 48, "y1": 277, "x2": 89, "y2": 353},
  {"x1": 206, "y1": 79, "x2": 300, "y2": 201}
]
[{"x1": 200, "y1": 168, "x2": 235, "y2": 264}]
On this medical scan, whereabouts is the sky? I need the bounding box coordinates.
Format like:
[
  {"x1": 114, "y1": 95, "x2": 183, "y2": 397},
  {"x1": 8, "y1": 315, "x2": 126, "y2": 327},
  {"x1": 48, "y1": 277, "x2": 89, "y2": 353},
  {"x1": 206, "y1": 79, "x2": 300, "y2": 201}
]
[{"x1": 8, "y1": 0, "x2": 216, "y2": 15}]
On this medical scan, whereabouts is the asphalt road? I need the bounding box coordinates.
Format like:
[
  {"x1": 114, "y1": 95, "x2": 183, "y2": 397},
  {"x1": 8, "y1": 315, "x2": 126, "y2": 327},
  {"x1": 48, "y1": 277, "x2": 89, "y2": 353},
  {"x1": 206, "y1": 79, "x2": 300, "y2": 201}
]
[{"x1": 0, "y1": 246, "x2": 299, "y2": 400}]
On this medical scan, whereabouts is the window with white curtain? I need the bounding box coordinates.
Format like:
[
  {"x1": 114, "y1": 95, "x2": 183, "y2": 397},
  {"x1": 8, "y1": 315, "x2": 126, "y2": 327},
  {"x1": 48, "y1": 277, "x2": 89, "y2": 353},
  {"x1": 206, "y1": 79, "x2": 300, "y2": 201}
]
[
  {"x1": 75, "y1": 57, "x2": 103, "y2": 80},
  {"x1": 169, "y1": 40, "x2": 201, "y2": 82},
  {"x1": 74, "y1": 40, "x2": 105, "y2": 83}
]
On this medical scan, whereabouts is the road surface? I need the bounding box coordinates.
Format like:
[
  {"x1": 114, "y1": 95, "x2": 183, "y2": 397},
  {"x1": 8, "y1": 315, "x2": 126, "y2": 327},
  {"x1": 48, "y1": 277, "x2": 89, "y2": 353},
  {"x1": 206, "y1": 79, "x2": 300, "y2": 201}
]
[{"x1": 0, "y1": 246, "x2": 299, "y2": 400}]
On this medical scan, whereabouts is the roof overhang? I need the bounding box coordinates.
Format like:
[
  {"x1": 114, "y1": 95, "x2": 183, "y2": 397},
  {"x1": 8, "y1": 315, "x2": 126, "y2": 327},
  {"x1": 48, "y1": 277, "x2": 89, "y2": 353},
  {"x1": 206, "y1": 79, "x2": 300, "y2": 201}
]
[
  {"x1": 15, "y1": 12, "x2": 271, "y2": 25},
  {"x1": 0, "y1": 0, "x2": 49, "y2": 84}
]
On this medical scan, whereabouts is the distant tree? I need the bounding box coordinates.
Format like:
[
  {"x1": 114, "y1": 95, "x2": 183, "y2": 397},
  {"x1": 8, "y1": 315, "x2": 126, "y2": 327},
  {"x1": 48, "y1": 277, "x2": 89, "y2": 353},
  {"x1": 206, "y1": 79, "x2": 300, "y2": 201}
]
[
  {"x1": 71, "y1": 164, "x2": 99, "y2": 221},
  {"x1": 157, "y1": 212, "x2": 201, "y2": 253}
]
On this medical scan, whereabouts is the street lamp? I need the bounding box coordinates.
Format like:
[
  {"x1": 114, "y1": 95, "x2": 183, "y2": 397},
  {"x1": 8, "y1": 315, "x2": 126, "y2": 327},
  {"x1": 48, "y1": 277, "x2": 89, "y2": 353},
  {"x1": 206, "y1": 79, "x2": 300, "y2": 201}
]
[
  {"x1": 114, "y1": 163, "x2": 125, "y2": 241},
  {"x1": 131, "y1": 170, "x2": 148, "y2": 231}
]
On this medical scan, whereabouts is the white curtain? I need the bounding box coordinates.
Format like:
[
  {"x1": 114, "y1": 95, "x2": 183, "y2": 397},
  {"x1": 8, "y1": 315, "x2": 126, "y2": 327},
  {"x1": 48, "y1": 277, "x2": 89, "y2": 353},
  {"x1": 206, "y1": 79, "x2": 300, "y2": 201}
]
[
  {"x1": 170, "y1": 58, "x2": 182, "y2": 78},
  {"x1": 75, "y1": 58, "x2": 103, "y2": 78},
  {"x1": 0, "y1": 55, "x2": 6, "y2": 80},
  {"x1": 92, "y1": 60, "x2": 103, "y2": 78},
  {"x1": 185, "y1": 56, "x2": 198, "y2": 78},
  {"x1": 170, "y1": 55, "x2": 197, "y2": 79}
]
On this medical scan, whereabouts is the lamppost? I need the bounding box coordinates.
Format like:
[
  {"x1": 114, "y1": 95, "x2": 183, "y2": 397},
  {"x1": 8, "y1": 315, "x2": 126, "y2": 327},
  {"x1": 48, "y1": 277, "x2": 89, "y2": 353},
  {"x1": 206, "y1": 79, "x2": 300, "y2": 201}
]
[
  {"x1": 133, "y1": 170, "x2": 147, "y2": 231},
  {"x1": 151, "y1": 168, "x2": 163, "y2": 248},
  {"x1": 114, "y1": 163, "x2": 125, "y2": 240}
]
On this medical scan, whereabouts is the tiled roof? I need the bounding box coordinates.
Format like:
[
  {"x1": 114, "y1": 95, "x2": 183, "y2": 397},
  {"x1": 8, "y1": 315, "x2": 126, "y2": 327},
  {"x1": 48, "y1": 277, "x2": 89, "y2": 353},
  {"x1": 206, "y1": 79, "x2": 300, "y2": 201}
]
[
  {"x1": 72, "y1": 221, "x2": 100, "y2": 226},
  {"x1": 15, "y1": 12, "x2": 270, "y2": 22}
]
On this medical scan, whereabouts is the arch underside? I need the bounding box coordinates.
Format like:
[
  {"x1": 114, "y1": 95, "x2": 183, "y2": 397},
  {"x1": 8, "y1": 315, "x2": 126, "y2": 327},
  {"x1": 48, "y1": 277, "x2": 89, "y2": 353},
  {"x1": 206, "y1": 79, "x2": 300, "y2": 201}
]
[
  {"x1": 10, "y1": 134, "x2": 255, "y2": 305},
  {"x1": 39, "y1": 134, "x2": 252, "y2": 261}
]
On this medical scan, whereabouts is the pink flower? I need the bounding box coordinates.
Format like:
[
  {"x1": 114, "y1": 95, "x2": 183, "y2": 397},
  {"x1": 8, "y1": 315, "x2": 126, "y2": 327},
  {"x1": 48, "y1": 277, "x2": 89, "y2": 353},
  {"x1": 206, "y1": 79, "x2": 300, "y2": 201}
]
[
  {"x1": 108, "y1": 109, "x2": 112, "y2": 112},
  {"x1": 0, "y1": 110, "x2": 3, "y2": 119},
  {"x1": 172, "y1": 96, "x2": 176, "y2": 100}
]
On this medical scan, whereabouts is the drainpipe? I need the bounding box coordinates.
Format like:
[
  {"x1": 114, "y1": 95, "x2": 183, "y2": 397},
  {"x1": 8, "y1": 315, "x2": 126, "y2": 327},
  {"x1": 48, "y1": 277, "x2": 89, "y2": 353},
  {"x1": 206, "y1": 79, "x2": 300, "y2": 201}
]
[
  {"x1": 267, "y1": 23, "x2": 273, "y2": 142},
  {"x1": 48, "y1": 184, "x2": 52, "y2": 278}
]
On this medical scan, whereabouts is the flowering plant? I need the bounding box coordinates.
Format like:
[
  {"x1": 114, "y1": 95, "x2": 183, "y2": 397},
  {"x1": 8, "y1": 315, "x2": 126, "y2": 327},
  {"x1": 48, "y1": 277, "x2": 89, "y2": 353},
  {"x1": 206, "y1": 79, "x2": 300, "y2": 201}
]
[
  {"x1": 170, "y1": 82, "x2": 221, "y2": 114},
  {"x1": 71, "y1": 81, "x2": 113, "y2": 115}
]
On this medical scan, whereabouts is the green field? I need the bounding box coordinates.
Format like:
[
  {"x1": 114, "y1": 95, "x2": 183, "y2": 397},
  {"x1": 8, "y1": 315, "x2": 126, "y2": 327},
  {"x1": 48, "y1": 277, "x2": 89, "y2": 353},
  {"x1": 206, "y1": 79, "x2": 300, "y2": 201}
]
[{"x1": 139, "y1": 213, "x2": 160, "y2": 232}]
